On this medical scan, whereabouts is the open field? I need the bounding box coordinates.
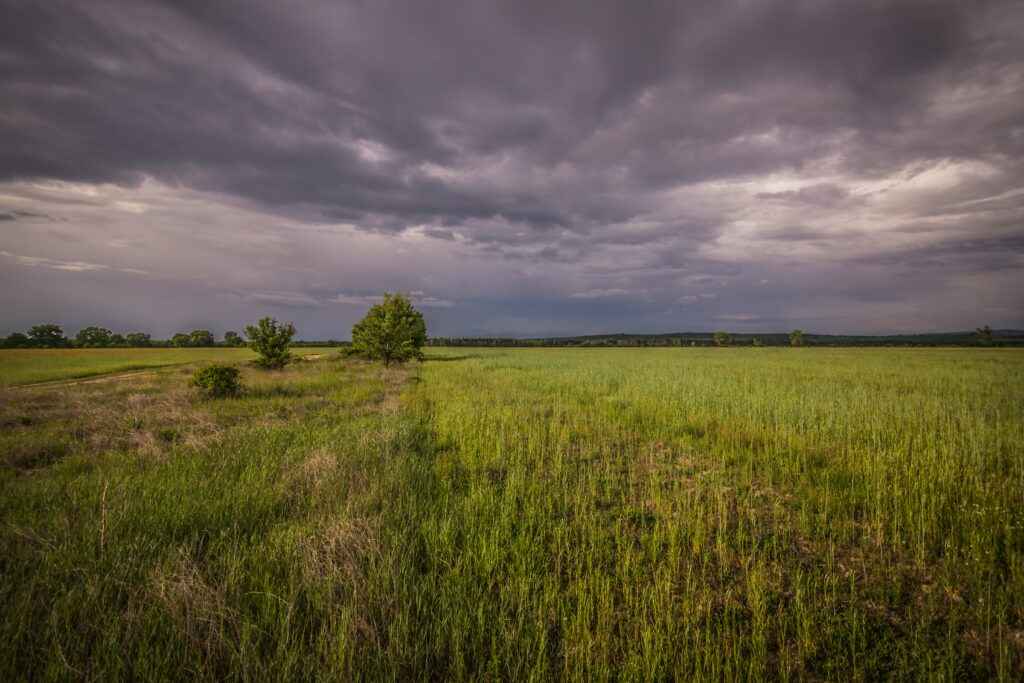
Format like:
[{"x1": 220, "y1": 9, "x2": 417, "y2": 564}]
[
  {"x1": 1, "y1": 348, "x2": 1022, "y2": 679},
  {"x1": 0, "y1": 348, "x2": 258, "y2": 387},
  {"x1": 0, "y1": 348, "x2": 336, "y2": 387}
]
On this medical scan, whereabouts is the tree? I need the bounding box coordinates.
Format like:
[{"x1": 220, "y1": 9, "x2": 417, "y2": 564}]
[
  {"x1": 789, "y1": 329, "x2": 805, "y2": 347},
  {"x1": 975, "y1": 325, "x2": 993, "y2": 346},
  {"x1": 190, "y1": 330, "x2": 215, "y2": 347},
  {"x1": 351, "y1": 293, "x2": 427, "y2": 365},
  {"x1": 126, "y1": 332, "x2": 151, "y2": 347},
  {"x1": 713, "y1": 331, "x2": 731, "y2": 347},
  {"x1": 3, "y1": 332, "x2": 30, "y2": 348},
  {"x1": 76, "y1": 326, "x2": 113, "y2": 347},
  {"x1": 28, "y1": 324, "x2": 67, "y2": 348},
  {"x1": 223, "y1": 330, "x2": 244, "y2": 347},
  {"x1": 752, "y1": 337, "x2": 763, "y2": 347},
  {"x1": 171, "y1": 333, "x2": 192, "y2": 347},
  {"x1": 245, "y1": 317, "x2": 295, "y2": 369}
]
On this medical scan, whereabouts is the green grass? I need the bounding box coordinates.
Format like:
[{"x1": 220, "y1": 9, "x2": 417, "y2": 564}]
[
  {"x1": 0, "y1": 348, "x2": 331, "y2": 387},
  {"x1": 1, "y1": 348, "x2": 1022, "y2": 680},
  {"x1": 0, "y1": 348, "x2": 259, "y2": 386}
]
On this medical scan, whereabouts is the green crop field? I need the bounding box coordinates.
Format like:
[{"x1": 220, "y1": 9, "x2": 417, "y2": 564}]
[{"x1": 1, "y1": 348, "x2": 1022, "y2": 680}]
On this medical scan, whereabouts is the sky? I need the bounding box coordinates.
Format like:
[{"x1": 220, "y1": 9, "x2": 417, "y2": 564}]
[{"x1": 1, "y1": 0, "x2": 1023, "y2": 339}]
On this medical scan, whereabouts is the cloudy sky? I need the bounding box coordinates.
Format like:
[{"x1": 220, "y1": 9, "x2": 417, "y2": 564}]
[{"x1": 2, "y1": 0, "x2": 1022, "y2": 339}]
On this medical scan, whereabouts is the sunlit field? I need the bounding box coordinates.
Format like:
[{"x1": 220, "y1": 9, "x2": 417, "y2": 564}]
[
  {"x1": 1, "y1": 348, "x2": 1022, "y2": 679},
  {"x1": 0, "y1": 348, "x2": 257, "y2": 387},
  {"x1": 0, "y1": 347, "x2": 339, "y2": 387}
]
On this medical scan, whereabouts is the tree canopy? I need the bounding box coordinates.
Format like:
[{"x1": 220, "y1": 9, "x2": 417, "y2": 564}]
[
  {"x1": 76, "y1": 326, "x2": 113, "y2": 348},
  {"x1": 27, "y1": 324, "x2": 67, "y2": 348},
  {"x1": 245, "y1": 317, "x2": 296, "y2": 369},
  {"x1": 351, "y1": 293, "x2": 427, "y2": 365}
]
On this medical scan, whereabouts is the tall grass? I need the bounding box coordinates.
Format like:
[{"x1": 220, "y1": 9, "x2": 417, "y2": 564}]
[
  {"x1": 1, "y1": 348, "x2": 1021, "y2": 680},
  {"x1": 401, "y1": 347, "x2": 1024, "y2": 679}
]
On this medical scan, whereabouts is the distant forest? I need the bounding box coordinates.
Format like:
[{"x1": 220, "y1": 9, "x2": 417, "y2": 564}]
[
  {"x1": 4, "y1": 324, "x2": 1022, "y2": 349},
  {"x1": 427, "y1": 329, "x2": 1024, "y2": 348}
]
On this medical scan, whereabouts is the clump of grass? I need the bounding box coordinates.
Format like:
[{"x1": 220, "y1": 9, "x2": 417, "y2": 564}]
[{"x1": 155, "y1": 427, "x2": 180, "y2": 444}]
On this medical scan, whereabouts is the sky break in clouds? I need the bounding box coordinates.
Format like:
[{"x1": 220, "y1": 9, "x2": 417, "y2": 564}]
[{"x1": 1, "y1": 0, "x2": 1022, "y2": 338}]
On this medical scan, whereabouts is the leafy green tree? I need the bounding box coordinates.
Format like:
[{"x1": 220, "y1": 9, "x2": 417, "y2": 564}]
[
  {"x1": 110, "y1": 333, "x2": 127, "y2": 347},
  {"x1": 223, "y1": 330, "x2": 244, "y2": 347},
  {"x1": 351, "y1": 293, "x2": 427, "y2": 365},
  {"x1": 975, "y1": 325, "x2": 993, "y2": 346},
  {"x1": 713, "y1": 331, "x2": 731, "y2": 347},
  {"x1": 189, "y1": 330, "x2": 215, "y2": 347},
  {"x1": 789, "y1": 329, "x2": 805, "y2": 347},
  {"x1": 76, "y1": 326, "x2": 113, "y2": 347},
  {"x1": 27, "y1": 324, "x2": 67, "y2": 348},
  {"x1": 245, "y1": 317, "x2": 295, "y2": 369},
  {"x1": 171, "y1": 333, "x2": 192, "y2": 347},
  {"x1": 126, "y1": 332, "x2": 151, "y2": 347},
  {"x1": 752, "y1": 337, "x2": 763, "y2": 347},
  {"x1": 3, "y1": 332, "x2": 30, "y2": 348}
]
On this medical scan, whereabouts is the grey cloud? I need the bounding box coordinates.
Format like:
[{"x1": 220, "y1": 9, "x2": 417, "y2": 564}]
[
  {"x1": 0, "y1": 0, "x2": 1022, "y2": 336},
  {"x1": 756, "y1": 184, "x2": 854, "y2": 207},
  {"x1": 0, "y1": 249, "x2": 149, "y2": 275}
]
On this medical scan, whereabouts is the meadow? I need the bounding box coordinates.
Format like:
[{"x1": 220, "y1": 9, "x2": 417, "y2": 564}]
[
  {"x1": 0, "y1": 347, "x2": 341, "y2": 387},
  {"x1": 0, "y1": 348, "x2": 257, "y2": 387},
  {"x1": 1, "y1": 347, "x2": 1022, "y2": 680}
]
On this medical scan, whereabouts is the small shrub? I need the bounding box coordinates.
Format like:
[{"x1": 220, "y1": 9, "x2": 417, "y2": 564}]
[{"x1": 190, "y1": 364, "x2": 242, "y2": 398}]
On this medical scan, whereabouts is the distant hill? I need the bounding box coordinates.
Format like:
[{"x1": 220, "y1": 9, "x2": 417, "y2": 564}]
[{"x1": 427, "y1": 329, "x2": 1024, "y2": 348}]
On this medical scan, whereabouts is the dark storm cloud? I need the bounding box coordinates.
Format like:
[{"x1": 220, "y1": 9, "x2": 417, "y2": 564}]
[
  {"x1": 1, "y1": 0, "x2": 1022, "y2": 336},
  {"x1": 0, "y1": 1, "x2": 1008, "y2": 224}
]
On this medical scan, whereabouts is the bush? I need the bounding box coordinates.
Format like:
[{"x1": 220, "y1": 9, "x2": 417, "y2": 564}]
[
  {"x1": 190, "y1": 364, "x2": 242, "y2": 398},
  {"x1": 350, "y1": 293, "x2": 427, "y2": 365},
  {"x1": 245, "y1": 317, "x2": 296, "y2": 369}
]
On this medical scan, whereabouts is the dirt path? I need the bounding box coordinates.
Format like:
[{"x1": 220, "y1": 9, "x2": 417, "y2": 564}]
[{"x1": 13, "y1": 369, "x2": 166, "y2": 390}]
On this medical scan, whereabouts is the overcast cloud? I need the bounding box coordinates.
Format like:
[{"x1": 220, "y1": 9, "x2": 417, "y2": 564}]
[{"x1": 2, "y1": 0, "x2": 1022, "y2": 338}]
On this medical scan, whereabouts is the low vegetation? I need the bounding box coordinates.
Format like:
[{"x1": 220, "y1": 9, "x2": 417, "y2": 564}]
[
  {"x1": 0, "y1": 348, "x2": 256, "y2": 387},
  {"x1": 1, "y1": 347, "x2": 1021, "y2": 680},
  {"x1": 190, "y1": 364, "x2": 243, "y2": 398}
]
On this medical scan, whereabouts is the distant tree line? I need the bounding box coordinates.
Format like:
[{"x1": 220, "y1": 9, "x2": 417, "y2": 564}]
[
  {"x1": 5, "y1": 322, "x2": 1021, "y2": 350},
  {"x1": 427, "y1": 327, "x2": 1024, "y2": 348},
  {"x1": 0, "y1": 324, "x2": 346, "y2": 349}
]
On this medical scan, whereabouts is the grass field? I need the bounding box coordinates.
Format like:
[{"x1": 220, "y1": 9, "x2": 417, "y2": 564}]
[
  {"x1": 0, "y1": 348, "x2": 258, "y2": 387},
  {"x1": 1, "y1": 348, "x2": 1022, "y2": 679},
  {"x1": 0, "y1": 347, "x2": 337, "y2": 387}
]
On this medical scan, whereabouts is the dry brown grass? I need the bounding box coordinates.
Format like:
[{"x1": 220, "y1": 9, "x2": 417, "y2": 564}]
[
  {"x1": 150, "y1": 550, "x2": 241, "y2": 661},
  {"x1": 2, "y1": 372, "x2": 224, "y2": 470}
]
